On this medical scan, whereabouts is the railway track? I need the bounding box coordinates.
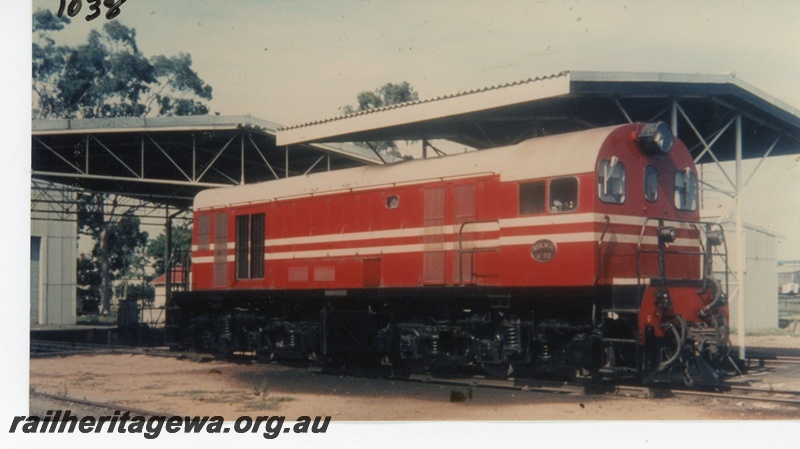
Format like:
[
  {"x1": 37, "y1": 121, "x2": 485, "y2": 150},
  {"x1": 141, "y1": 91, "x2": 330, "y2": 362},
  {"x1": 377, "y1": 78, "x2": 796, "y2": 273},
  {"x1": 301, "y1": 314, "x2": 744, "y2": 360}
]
[
  {"x1": 670, "y1": 385, "x2": 800, "y2": 405},
  {"x1": 29, "y1": 340, "x2": 213, "y2": 361},
  {"x1": 401, "y1": 373, "x2": 800, "y2": 406},
  {"x1": 30, "y1": 340, "x2": 800, "y2": 408},
  {"x1": 764, "y1": 356, "x2": 800, "y2": 366}
]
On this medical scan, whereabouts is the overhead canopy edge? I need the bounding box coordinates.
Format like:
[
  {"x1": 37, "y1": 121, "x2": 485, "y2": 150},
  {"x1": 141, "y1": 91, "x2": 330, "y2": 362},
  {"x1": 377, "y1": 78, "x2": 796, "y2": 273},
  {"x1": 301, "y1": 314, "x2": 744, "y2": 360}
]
[{"x1": 276, "y1": 73, "x2": 572, "y2": 146}]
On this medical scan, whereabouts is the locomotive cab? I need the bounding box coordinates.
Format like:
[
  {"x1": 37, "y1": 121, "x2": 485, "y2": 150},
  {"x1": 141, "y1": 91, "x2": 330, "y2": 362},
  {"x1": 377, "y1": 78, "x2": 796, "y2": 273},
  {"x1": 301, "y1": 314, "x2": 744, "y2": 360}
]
[{"x1": 591, "y1": 122, "x2": 731, "y2": 384}]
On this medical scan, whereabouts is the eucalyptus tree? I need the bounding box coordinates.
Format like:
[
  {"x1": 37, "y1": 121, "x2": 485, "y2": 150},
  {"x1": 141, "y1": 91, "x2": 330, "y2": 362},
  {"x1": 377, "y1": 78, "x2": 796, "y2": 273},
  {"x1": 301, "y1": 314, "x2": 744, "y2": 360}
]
[
  {"x1": 32, "y1": 8, "x2": 212, "y2": 313},
  {"x1": 342, "y1": 82, "x2": 419, "y2": 159}
]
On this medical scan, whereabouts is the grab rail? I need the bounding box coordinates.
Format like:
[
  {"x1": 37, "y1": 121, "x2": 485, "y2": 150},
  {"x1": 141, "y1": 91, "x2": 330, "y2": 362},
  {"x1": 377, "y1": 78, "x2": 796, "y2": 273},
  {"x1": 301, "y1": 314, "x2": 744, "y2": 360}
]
[
  {"x1": 595, "y1": 215, "x2": 611, "y2": 284},
  {"x1": 635, "y1": 218, "x2": 729, "y2": 291},
  {"x1": 457, "y1": 220, "x2": 500, "y2": 286}
]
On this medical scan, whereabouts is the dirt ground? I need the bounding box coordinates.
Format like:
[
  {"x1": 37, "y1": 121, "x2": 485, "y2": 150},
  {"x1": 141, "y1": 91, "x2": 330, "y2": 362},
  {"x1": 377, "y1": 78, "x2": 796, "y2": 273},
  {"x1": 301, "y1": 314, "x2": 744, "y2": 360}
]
[{"x1": 27, "y1": 335, "x2": 800, "y2": 422}]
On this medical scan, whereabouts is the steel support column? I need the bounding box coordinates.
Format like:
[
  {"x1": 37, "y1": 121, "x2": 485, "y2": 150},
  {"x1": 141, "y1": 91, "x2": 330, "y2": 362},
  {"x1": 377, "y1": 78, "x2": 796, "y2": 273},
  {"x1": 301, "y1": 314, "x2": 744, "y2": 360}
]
[
  {"x1": 735, "y1": 115, "x2": 745, "y2": 359},
  {"x1": 670, "y1": 100, "x2": 678, "y2": 136}
]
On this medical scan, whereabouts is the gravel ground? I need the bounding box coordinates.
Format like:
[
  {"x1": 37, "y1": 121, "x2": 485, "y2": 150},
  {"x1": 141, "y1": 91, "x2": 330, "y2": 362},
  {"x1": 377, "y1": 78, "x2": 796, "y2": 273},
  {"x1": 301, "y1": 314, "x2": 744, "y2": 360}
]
[{"x1": 26, "y1": 334, "x2": 800, "y2": 422}]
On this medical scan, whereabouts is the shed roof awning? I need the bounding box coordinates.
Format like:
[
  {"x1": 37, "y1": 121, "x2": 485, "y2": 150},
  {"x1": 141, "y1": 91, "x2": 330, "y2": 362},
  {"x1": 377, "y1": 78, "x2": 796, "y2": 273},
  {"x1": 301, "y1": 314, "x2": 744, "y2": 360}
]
[
  {"x1": 33, "y1": 114, "x2": 386, "y2": 164},
  {"x1": 31, "y1": 115, "x2": 384, "y2": 209},
  {"x1": 276, "y1": 71, "x2": 800, "y2": 162}
]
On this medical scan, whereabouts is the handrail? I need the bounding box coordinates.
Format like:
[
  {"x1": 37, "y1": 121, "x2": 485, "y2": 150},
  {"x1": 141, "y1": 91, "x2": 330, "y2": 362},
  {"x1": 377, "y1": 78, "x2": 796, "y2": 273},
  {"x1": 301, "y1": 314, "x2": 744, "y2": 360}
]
[
  {"x1": 457, "y1": 220, "x2": 500, "y2": 286},
  {"x1": 595, "y1": 215, "x2": 611, "y2": 284},
  {"x1": 635, "y1": 217, "x2": 728, "y2": 289}
]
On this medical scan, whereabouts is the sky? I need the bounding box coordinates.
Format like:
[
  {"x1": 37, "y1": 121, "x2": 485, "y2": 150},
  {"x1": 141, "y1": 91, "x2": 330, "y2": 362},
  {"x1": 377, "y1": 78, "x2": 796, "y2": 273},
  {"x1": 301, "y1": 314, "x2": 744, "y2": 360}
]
[
  {"x1": 4, "y1": 1, "x2": 800, "y2": 444},
  {"x1": 28, "y1": 0, "x2": 800, "y2": 126}
]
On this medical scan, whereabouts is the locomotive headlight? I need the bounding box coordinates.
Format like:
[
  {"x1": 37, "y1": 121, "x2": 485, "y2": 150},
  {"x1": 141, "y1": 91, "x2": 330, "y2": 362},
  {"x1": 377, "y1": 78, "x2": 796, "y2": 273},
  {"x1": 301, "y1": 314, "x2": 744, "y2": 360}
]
[
  {"x1": 707, "y1": 230, "x2": 724, "y2": 247},
  {"x1": 658, "y1": 226, "x2": 677, "y2": 244},
  {"x1": 655, "y1": 289, "x2": 672, "y2": 311},
  {"x1": 637, "y1": 122, "x2": 674, "y2": 155}
]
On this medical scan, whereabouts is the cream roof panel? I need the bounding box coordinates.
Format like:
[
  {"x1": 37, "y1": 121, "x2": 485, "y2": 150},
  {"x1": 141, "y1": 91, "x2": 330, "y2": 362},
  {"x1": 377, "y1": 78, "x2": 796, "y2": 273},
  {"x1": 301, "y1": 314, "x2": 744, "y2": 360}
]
[{"x1": 195, "y1": 125, "x2": 616, "y2": 210}]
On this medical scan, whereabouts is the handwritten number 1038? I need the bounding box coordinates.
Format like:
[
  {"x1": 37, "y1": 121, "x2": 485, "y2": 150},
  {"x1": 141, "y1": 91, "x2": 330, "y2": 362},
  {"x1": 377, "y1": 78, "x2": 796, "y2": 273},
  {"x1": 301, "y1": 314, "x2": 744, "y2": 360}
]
[{"x1": 57, "y1": 0, "x2": 127, "y2": 21}]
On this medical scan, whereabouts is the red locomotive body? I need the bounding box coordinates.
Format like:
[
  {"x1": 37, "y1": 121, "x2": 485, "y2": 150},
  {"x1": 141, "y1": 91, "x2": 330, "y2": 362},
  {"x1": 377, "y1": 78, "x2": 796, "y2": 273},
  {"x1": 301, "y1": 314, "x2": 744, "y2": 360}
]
[{"x1": 171, "y1": 122, "x2": 731, "y2": 384}]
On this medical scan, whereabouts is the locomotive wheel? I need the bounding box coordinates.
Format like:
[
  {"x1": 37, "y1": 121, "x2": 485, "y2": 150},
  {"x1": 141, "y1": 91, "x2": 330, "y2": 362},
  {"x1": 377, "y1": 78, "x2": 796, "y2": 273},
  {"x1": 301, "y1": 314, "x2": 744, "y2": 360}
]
[
  {"x1": 568, "y1": 367, "x2": 602, "y2": 384},
  {"x1": 255, "y1": 348, "x2": 275, "y2": 363},
  {"x1": 481, "y1": 362, "x2": 514, "y2": 379}
]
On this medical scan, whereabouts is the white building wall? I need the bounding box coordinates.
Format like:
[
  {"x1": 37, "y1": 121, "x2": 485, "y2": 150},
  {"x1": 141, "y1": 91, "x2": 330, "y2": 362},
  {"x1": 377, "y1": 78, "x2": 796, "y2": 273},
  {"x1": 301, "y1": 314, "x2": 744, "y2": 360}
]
[
  {"x1": 723, "y1": 225, "x2": 779, "y2": 331},
  {"x1": 30, "y1": 187, "x2": 77, "y2": 325}
]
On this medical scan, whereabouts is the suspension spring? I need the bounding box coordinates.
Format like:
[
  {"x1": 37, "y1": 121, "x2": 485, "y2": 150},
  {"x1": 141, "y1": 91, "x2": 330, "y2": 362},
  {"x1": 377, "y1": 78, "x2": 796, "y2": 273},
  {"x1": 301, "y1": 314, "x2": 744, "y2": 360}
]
[
  {"x1": 220, "y1": 315, "x2": 231, "y2": 339},
  {"x1": 285, "y1": 330, "x2": 297, "y2": 348},
  {"x1": 503, "y1": 320, "x2": 521, "y2": 351},
  {"x1": 538, "y1": 342, "x2": 552, "y2": 361},
  {"x1": 429, "y1": 337, "x2": 440, "y2": 356}
]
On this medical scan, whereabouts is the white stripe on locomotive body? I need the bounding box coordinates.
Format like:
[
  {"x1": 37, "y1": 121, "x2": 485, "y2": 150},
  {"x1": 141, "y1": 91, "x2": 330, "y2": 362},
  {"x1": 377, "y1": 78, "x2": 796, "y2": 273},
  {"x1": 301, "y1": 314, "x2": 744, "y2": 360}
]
[
  {"x1": 254, "y1": 234, "x2": 698, "y2": 262},
  {"x1": 256, "y1": 213, "x2": 696, "y2": 249},
  {"x1": 191, "y1": 213, "x2": 697, "y2": 253},
  {"x1": 193, "y1": 255, "x2": 235, "y2": 264},
  {"x1": 190, "y1": 213, "x2": 701, "y2": 263},
  {"x1": 191, "y1": 243, "x2": 236, "y2": 251},
  {"x1": 192, "y1": 235, "x2": 698, "y2": 263},
  {"x1": 611, "y1": 278, "x2": 649, "y2": 286},
  {"x1": 258, "y1": 213, "x2": 667, "y2": 248}
]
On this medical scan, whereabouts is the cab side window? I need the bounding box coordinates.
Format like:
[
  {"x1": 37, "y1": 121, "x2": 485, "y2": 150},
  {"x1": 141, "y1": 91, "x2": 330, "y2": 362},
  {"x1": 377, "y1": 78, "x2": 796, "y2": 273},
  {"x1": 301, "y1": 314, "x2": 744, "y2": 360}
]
[
  {"x1": 674, "y1": 169, "x2": 698, "y2": 211},
  {"x1": 597, "y1": 158, "x2": 626, "y2": 204},
  {"x1": 549, "y1": 177, "x2": 578, "y2": 213},
  {"x1": 644, "y1": 165, "x2": 658, "y2": 202},
  {"x1": 519, "y1": 180, "x2": 546, "y2": 215}
]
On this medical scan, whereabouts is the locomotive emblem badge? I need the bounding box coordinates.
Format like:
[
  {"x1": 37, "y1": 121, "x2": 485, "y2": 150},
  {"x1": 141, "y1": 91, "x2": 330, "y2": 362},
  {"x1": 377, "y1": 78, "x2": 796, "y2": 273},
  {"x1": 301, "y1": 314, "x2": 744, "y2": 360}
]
[{"x1": 531, "y1": 239, "x2": 557, "y2": 262}]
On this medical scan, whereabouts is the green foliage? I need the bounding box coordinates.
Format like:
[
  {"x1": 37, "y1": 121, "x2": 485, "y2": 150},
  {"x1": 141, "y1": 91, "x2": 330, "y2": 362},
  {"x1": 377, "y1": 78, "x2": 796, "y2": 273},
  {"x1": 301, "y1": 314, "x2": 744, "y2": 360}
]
[
  {"x1": 342, "y1": 82, "x2": 419, "y2": 115},
  {"x1": 76, "y1": 253, "x2": 100, "y2": 287},
  {"x1": 76, "y1": 254, "x2": 100, "y2": 314},
  {"x1": 77, "y1": 194, "x2": 149, "y2": 275},
  {"x1": 32, "y1": 9, "x2": 213, "y2": 119},
  {"x1": 32, "y1": 9, "x2": 72, "y2": 119},
  {"x1": 114, "y1": 283, "x2": 155, "y2": 304},
  {"x1": 76, "y1": 193, "x2": 149, "y2": 313},
  {"x1": 342, "y1": 82, "x2": 419, "y2": 159},
  {"x1": 32, "y1": 7, "x2": 210, "y2": 310},
  {"x1": 147, "y1": 225, "x2": 193, "y2": 276}
]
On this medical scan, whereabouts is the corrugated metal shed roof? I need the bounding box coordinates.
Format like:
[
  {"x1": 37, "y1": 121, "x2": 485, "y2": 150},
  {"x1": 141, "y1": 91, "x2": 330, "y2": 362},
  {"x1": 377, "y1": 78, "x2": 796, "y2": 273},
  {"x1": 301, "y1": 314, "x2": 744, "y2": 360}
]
[
  {"x1": 31, "y1": 115, "x2": 388, "y2": 209},
  {"x1": 276, "y1": 70, "x2": 800, "y2": 163},
  {"x1": 279, "y1": 72, "x2": 571, "y2": 135},
  {"x1": 32, "y1": 114, "x2": 387, "y2": 164}
]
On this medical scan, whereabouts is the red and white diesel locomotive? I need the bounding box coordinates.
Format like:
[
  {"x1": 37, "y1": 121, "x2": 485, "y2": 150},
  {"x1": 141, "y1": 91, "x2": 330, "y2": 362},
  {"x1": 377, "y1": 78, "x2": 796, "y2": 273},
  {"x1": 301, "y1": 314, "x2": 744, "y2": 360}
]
[{"x1": 169, "y1": 122, "x2": 731, "y2": 384}]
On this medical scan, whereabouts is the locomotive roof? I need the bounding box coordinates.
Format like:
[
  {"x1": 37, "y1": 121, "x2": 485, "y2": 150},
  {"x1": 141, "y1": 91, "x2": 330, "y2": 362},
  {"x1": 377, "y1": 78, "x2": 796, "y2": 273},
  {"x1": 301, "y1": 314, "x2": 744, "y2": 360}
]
[{"x1": 194, "y1": 124, "x2": 620, "y2": 210}]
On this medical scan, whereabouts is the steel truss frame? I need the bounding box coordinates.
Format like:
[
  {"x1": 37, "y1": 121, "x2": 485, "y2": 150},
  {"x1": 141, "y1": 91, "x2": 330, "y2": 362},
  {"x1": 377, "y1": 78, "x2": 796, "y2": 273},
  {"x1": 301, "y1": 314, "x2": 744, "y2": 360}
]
[
  {"x1": 31, "y1": 116, "x2": 381, "y2": 226},
  {"x1": 32, "y1": 128, "x2": 353, "y2": 199},
  {"x1": 31, "y1": 179, "x2": 193, "y2": 228}
]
